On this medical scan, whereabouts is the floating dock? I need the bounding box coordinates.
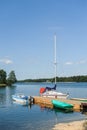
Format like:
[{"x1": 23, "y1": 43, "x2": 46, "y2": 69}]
[
  {"x1": 33, "y1": 96, "x2": 87, "y2": 111},
  {"x1": 34, "y1": 96, "x2": 53, "y2": 109}
]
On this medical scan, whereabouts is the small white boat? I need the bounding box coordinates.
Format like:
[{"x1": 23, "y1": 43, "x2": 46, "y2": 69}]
[{"x1": 12, "y1": 94, "x2": 34, "y2": 105}]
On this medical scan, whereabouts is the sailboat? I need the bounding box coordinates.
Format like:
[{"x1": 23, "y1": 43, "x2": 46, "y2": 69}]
[{"x1": 40, "y1": 34, "x2": 69, "y2": 99}]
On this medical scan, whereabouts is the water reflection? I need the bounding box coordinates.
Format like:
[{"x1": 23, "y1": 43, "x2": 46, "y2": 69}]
[
  {"x1": 0, "y1": 82, "x2": 87, "y2": 130},
  {"x1": 0, "y1": 85, "x2": 17, "y2": 107},
  {"x1": 0, "y1": 87, "x2": 6, "y2": 106},
  {"x1": 35, "y1": 102, "x2": 73, "y2": 114}
]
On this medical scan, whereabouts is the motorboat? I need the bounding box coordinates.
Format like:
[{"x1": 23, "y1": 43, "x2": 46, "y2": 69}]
[{"x1": 12, "y1": 94, "x2": 34, "y2": 105}]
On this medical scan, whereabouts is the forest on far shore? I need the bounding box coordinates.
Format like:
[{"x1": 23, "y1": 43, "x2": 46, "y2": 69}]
[
  {"x1": 19, "y1": 75, "x2": 87, "y2": 83},
  {"x1": 1, "y1": 68, "x2": 87, "y2": 85}
]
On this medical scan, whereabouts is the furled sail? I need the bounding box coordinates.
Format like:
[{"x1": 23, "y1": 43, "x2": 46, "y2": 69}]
[{"x1": 46, "y1": 84, "x2": 56, "y2": 91}]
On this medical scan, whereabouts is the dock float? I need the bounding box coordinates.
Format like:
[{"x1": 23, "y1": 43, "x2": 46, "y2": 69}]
[
  {"x1": 33, "y1": 96, "x2": 86, "y2": 111},
  {"x1": 71, "y1": 98, "x2": 87, "y2": 102},
  {"x1": 34, "y1": 96, "x2": 53, "y2": 109}
]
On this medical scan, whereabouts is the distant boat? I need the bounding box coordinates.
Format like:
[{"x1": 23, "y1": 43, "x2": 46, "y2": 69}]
[
  {"x1": 12, "y1": 94, "x2": 34, "y2": 105},
  {"x1": 71, "y1": 98, "x2": 87, "y2": 102},
  {"x1": 40, "y1": 34, "x2": 69, "y2": 99},
  {"x1": 52, "y1": 100, "x2": 73, "y2": 110}
]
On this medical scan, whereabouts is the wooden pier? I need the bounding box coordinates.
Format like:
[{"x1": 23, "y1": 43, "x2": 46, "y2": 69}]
[
  {"x1": 33, "y1": 96, "x2": 87, "y2": 111},
  {"x1": 34, "y1": 96, "x2": 53, "y2": 109}
]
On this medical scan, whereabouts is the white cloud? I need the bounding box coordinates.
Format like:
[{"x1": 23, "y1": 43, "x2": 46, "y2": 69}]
[
  {"x1": 0, "y1": 58, "x2": 13, "y2": 64},
  {"x1": 65, "y1": 62, "x2": 73, "y2": 65},
  {"x1": 65, "y1": 60, "x2": 87, "y2": 66},
  {"x1": 76, "y1": 60, "x2": 87, "y2": 64}
]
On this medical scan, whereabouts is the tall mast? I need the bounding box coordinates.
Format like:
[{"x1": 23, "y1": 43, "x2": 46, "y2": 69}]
[{"x1": 54, "y1": 34, "x2": 57, "y2": 85}]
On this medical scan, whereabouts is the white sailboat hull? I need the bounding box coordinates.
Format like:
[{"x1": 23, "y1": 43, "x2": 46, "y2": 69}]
[{"x1": 41, "y1": 91, "x2": 69, "y2": 99}]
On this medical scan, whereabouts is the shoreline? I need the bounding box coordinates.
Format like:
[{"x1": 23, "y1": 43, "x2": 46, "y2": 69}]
[
  {"x1": 52, "y1": 120, "x2": 87, "y2": 130},
  {"x1": 0, "y1": 84, "x2": 6, "y2": 87}
]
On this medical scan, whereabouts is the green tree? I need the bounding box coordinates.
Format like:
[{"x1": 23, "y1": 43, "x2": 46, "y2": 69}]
[
  {"x1": 0, "y1": 69, "x2": 7, "y2": 84},
  {"x1": 7, "y1": 71, "x2": 17, "y2": 85}
]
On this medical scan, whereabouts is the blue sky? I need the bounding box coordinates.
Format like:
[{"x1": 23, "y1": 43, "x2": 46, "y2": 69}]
[{"x1": 0, "y1": 0, "x2": 87, "y2": 80}]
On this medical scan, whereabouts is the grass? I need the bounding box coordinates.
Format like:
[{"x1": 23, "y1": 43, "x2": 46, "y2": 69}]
[{"x1": 0, "y1": 84, "x2": 6, "y2": 87}]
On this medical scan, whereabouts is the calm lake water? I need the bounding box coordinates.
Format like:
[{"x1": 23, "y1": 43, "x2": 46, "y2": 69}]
[{"x1": 0, "y1": 82, "x2": 87, "y2": 130}]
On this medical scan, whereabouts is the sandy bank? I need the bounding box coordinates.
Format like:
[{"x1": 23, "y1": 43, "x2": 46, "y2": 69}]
[{"x1": 53, "y1": 120, "x2": 87, "y2": 130}]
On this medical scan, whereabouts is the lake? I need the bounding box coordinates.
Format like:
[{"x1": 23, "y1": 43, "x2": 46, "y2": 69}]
[{"x1": 0, "y1": 82, "x2": 87, "y2": 130}]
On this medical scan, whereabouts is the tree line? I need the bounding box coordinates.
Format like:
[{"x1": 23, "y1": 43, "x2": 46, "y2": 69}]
[
  {"x1": 20, "y1": 75, "x2": 87, "y2": 82},
  {"x1": 1, "y1": 68, "x2": 87, "y2": 85},
  {"x1": 0, "y1": 69, "x2": 17, "y2": 86}
]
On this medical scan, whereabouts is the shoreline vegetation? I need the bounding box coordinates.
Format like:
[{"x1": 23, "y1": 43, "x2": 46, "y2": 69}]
[
  {"x1": 19, "y1": 75, "x2": 87, "y2": 83},
  {"x1": 0, "y1": 84, "x2": 7, "y2": 87},
  {"x1": 53, "y1": 120, "x2": 87, "y2": 130},
  {"x1": 1, "y1": 68, "x2": 87, "y2": 86},
  {"x1": 0, "y1": 69, "x2": 17, "y2": 86}
]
